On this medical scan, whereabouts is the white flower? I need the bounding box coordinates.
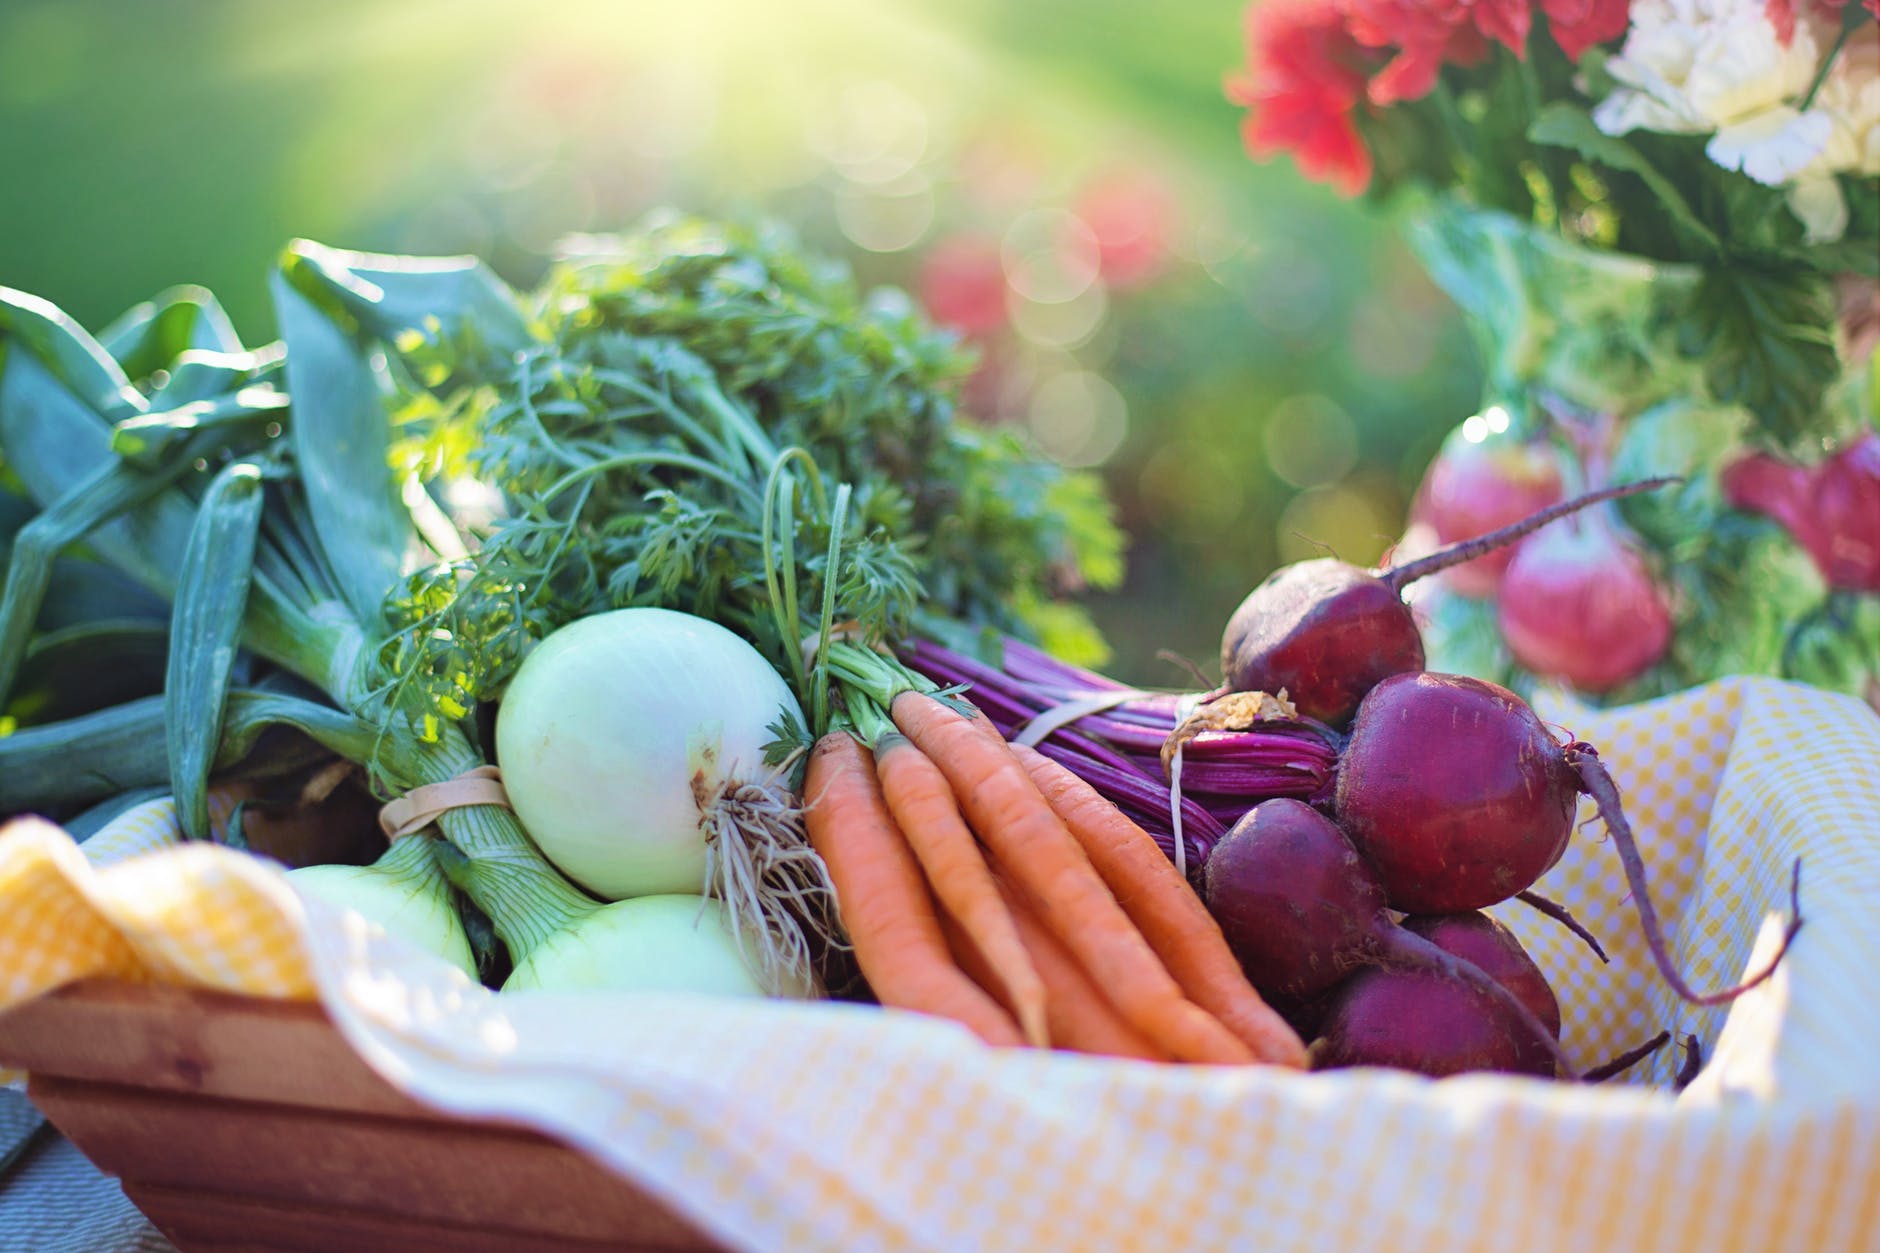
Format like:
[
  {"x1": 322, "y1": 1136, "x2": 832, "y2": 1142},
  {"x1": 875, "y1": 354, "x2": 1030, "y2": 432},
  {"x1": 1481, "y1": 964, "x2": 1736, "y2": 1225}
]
[
  {"x1": 1786, "y1": 34, "x2": 1880, "y2": 243},
  {"x1": 1593, "y1": 0, "x2": 1830, "y2": 187},
  {"x1": 1808, "y1": 31, "x2": 1880, "y2": 177}
]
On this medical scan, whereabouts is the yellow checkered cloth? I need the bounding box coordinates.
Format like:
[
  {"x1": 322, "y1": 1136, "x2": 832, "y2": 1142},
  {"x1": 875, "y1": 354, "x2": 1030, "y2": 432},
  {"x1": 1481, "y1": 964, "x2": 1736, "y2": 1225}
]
[{"x1": 1, "y1": 676, "x2": 1876, "y2": 1252}]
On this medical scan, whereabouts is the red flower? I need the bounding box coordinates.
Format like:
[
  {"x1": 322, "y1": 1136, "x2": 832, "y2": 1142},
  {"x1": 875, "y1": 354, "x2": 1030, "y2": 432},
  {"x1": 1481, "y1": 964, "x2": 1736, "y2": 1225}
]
[
  {"x1": 918, "y1": 235, "x2": 1008, "y2": 339},
  {"x1": 1724, "y1": 432, "x2": 1880, "y2": 593},
  {"x1": 1542, "y1": 0, "x2": 1631, "y2": 60},
  {"x1": 1344, "y1": 0, "x2": 1528, "y2": 105},
  {"x1": 1228, "y1": 0, "x2": 1377, "y2": 195},
  {"x1": 1074, "y1": 169, "x2": 1180, "y2": 290}
]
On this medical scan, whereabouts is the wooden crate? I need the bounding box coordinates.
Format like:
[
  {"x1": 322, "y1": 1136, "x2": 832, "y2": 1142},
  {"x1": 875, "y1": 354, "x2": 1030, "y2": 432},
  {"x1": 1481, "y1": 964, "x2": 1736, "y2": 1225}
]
[{"x1": 0, "y1": 980, "x2": 723, "y2": 1252}]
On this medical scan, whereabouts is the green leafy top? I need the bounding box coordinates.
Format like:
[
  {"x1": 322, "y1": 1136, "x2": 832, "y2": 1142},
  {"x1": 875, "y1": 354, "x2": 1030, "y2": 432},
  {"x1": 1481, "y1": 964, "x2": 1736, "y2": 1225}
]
[{"x1": 377, "y1": 215, "x2": 1124, "y2": 741}]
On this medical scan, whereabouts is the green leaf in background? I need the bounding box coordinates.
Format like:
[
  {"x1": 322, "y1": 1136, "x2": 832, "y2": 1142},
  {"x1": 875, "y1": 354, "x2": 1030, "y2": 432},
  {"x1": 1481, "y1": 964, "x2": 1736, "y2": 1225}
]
[
  {"x1": 0, "y1": 434, "x2": 197, "y2": 709},
  {"x1": 110, "y1": 384, "x2": 290, "y2": 470},
  {"x1": 271, "y1": 260, "x2": 411, "y2": 631},
  {"x1": 1680, "y1": 265, "x2": 1843, "y2": 451},
  {"x1": 1415, "y1": 587, "x2": 1513, "y2": 689},
  {"x1": 96, "y1": 284, "x2": 244, "y2": 383},
  {"x1": 1527, "y1": 104, "x2": 1720, "y2": 256},
  {"x1": 280, "y1": 241, "x2": 531, "y2": 373},
  {"x1": 0, "y1": 287, "x2": 146, "y2": 421},
  {"x1": 0, "y1": 344, "x2": 201, "y2": 598},
  {"x1": 165, "y1": 460, "x2": 266, "y2": 839},
  {"x1": 1784, "y1": 590, "x2": 1880, "y2": 699},
  {"x1": 1610, "y1": 399, "x2": 1752, "y2": 549},
  {"x1": 148, "y1": 342, "x2": 286, "y2": 409},
  {"x1": 1654, "y1": 517, "x2": 1826, "y2": 696}
]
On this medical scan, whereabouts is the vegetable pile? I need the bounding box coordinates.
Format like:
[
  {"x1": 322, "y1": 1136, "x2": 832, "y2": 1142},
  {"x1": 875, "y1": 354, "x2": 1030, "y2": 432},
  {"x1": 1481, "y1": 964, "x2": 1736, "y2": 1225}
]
[{"x1": 0, "y1": 215, "x2": 1803, "y2": 1084}]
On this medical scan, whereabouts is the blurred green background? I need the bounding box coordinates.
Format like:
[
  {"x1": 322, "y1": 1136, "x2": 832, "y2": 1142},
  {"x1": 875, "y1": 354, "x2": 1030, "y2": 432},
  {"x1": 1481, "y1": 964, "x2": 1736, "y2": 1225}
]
[{"x1": 0, "y1": 0, "x2": 1480, "y2": 683}]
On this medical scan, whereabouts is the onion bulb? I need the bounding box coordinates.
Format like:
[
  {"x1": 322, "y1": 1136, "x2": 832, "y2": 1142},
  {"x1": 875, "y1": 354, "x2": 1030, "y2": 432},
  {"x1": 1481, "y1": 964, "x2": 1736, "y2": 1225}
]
[
  {"x1": 496, "y1": 607, "x2": 837, "y2": 991},
  {"x1": 503, "y1": 894, "x2": 817, "y2": 998},
  {"x1": 289, "y1": 836, "x2": 476, "y2": 978}
]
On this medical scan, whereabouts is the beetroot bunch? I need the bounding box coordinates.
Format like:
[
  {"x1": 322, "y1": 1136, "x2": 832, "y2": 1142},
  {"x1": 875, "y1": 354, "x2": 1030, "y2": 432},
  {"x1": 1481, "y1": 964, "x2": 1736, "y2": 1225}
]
[{"x1": 1202, "y1": 483, "x2": 1804, "y2": 1080}]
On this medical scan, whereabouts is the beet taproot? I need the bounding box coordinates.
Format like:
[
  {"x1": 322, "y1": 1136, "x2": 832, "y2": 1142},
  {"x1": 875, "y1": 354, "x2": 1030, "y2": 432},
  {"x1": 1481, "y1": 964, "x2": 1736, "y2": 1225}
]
[
  {"x1": 1202, "y1": 798, "x2": 1575, "y2": 1076},
  {"x1": 1404, "y1": 911, "x2": 1561, "y2": 1040},
  {"x1": 1310, "y1": 964, "x2": 1559, "y2": 1078},
  {"x1": 1220, "y1": 479, "x2": 1672, "y2": 725},
  {"x1": 1336, "y1": 671, "x2": 1805, "y2": 1006}
]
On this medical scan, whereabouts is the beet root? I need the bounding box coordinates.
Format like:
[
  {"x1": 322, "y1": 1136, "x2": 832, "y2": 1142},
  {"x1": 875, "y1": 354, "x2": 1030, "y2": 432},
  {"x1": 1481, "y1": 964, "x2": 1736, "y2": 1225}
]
[
  {"x1": 1203, "y1": 798, "x2": 1576, "y2": 1077},
  {"x1": 1221, "y1": 559, "x2": 1425, "y2": 727},
  {"x1": 1309, "y1": 963, "x2": 1559, "y2": 1078},
  {"x1": 1220, "y1": 479, "x2": 1676, "y2": 726},
  {"x1": 1203, "y1": 797, "x2": 1386, "y2": 998},
  {"x1": 1514, "y1": 888, "x2": 1610, "y2": 964},
  {"x1": 1336, "y1": 672, "x2": 1578, "y2": 915},
  {"x1": 1584, "y1": 1030, "x2": 1672, "y2": 1083},
  {"x1": 1404, "y1": 911, "x2": 1562, "y2": 1041},
  {"x1": 1336, "y1": 671, "x2": 1805, "y2": 1005}
]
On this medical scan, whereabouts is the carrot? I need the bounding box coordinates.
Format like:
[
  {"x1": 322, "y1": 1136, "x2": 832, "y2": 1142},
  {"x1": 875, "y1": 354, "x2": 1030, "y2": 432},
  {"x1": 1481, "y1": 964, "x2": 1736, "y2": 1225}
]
[
  {"x1": 873, "y1": 731, "x2": 1051, "y2": 1048},
  {"x1": 803, "y1": 731, "x2": 1026, "y2": 1048},
  {"x1": 890, "y1": 691, "x2": 1255, "y2": 1066},
  {"x1": 1011, "y1": 742, "x2": 1309, "y2": 1069},
  {"x1": 941, "y1": 876, "x2": 1169, "y2": 1062}
]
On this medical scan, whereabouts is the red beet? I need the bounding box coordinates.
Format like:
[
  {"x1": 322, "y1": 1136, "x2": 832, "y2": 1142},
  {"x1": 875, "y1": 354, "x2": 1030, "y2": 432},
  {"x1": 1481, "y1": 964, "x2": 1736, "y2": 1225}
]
[
  {"x1": 1336, "y1": 671, "x2": 1805, "y2": 1006},
  {"x1": 1337, "y1": 673, "x2": 1576, "y2": 914},
  {"x1": 1221, "y1": 560, "x2": 1424, "y2": 727},
  {"x1": 1203, "y1": 798, "x2": 1387, "y2": 998},
  {"x1": 1404, "y1": 912, "x2": 1561, "y2": 1040},
  {"x1": 1411, "y1": 425, "x2": 1566, "y2": 598},
  {"x1": 1496, "y1": 508, "x2": 1673, "y2": 692},
  {"x1": 1220, "y1": 479, "x2": 1673, "y2": 725},
  {"x1": 1202, "y1": 799, "x2": 1575, "y2": 1076},
  {"x1": 1310, "y1": 964, "x2": 1558, "y2": 1078}
]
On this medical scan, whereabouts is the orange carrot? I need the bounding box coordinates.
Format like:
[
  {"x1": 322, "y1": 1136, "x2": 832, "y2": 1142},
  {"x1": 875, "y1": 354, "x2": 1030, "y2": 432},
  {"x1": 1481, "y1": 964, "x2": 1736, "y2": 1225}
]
[
  {"x1": 1011, "y1": 742, "x2": 1309, "y2": 1069},
  {"x1": 873, "y1": 731, "x2": 1051, "y2": 1048},
  {"x1": 803, "y1": 732, "x2": 1026, "y2": 1048},
  {"x1": 890, "y1": 691, "x2": 1255, "y2": 1066},
  {"x1": 942, "y1": 877, "x2": 1169, "y2": 1062}
]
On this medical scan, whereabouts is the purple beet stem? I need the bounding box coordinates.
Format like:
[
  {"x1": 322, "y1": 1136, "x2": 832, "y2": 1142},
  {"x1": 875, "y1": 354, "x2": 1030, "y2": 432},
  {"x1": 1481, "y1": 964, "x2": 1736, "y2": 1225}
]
[
  {"x1": 1568, "y1": 745, "x2": 1803, "y2": 1006},
  {"x1": 904, "y1": 636, "x2": 1339, "y2": 866},
  {"x1": 1585, "y1": 1030, "x2": 1672, "y2": 1083},
  {"x1": 1381, "y1": 477, "x2": 1679, "y2": 594},
  {"x1": 1515, "y1": 889, "x2": 1611, "y2": 964}
]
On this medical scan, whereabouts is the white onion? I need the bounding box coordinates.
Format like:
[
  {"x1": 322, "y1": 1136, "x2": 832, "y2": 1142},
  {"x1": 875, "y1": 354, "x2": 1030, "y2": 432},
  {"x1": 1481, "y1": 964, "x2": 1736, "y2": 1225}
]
[
  {"x1": 503, "y1": 894, "x2": 818, "y2": 998},
  {"x1": 290, "y1": 840, "x2": 476, "y2": 978},
  {"x1": 497, "y1": 608, "x2": 802, "y2": 901}
]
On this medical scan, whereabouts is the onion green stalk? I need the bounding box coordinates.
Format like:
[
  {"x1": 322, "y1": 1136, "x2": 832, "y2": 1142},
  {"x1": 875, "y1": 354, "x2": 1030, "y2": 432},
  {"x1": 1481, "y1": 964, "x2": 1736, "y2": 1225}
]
[{"x1": 165, "y1": 460, "x2": 266, "y2": 838}]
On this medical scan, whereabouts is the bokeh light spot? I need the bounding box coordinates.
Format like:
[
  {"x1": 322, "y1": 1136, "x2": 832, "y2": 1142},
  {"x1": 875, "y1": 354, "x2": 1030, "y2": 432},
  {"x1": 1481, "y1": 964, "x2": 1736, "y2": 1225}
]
[
  {"x1": 836, "y1": 175, "x2": 934, "y2": 253},
  {"x1": 1009, "y1": 280, "x2": 1108, "y2": 349},
  {"x1": 811, "y1": 81, "x2": 929, "y2": 185},
  {"x1": 1275, "y1": 481, "x2": 1396, "y2": 566},
  {"x1": 1002, "y1": 209, "x2": 1101, "y2": 304},
  {"x1": 1262, "y1": 393, "x2": 1358, "y2": 489},
  {"x1": 1140, "y1": 441, "x2": 1245, "y2": 540},
  {"x1": 1028, "y1": 371, "x2": 1129, "y2": 467}
]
